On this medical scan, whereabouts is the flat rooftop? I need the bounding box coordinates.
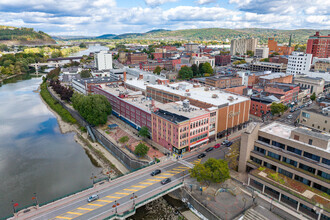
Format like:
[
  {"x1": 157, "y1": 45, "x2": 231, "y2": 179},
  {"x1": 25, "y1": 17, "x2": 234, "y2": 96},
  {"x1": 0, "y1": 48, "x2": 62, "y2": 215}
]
[
  {"x1": 156, "y1": 101, "x2": 209, "y2": 119},
  {"x1": 260, "y1": 122, "x2": 294, "y2": 139},
  {"x1": 148, "y1": 82, "x2": 249, "y2": 107},
  {"x1": 74, "y1": 77, "x2": 116, "y2": 84},
  {"x1": 259, "y1": 72, "x2": 292, "y2": 80}
]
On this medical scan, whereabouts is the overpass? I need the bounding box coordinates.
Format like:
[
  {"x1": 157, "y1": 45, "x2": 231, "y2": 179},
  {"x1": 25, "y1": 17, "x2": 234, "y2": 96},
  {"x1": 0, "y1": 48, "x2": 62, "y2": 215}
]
[
  {"x1": 11, "y1": 146, "x2": 228, "y2": 220},
  {"x1": 47, "y1": 57, "x2": 83, "y2": 62},
  {"x1": 29, "y1": 62, "x2": 65, "y2": 75}
]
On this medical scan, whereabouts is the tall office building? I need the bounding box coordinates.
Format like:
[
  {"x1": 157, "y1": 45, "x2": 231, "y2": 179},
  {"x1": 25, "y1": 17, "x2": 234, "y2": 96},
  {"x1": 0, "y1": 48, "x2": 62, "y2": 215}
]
[
  {"x1": 286, "y1": 52, "x2": 313, "y2": 75},
  {"x1": 306, "y1": 32, "x2": 330, "y2": 58},
  {"x1": 95, "y1": 51, "x2": 113, "y2": 70},
  {"x1": 230, "y1": 38, "x2": 258, "y2": 56}
]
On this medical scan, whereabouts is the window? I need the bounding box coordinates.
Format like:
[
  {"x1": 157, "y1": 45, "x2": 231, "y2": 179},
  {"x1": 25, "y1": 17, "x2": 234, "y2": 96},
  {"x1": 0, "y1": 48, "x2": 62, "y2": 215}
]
[
  {"x1": 258, "y1": 136, "x2": 270, "y2": 144},
  {"x1": 287, "y1": 146, "x2": 302, "y2": 156},
  {"x1": 250, "y1": 156, "x2": 262, "y2": 165},
  {"x1": 303, "y1": 152, "x2": 320, "y2": 162},
  {"x1": 299, "y1": 163, "x2": 316, "y2": 174},
  {"x1": 302, "y1": 112, "x2": 310, "y2": 118},
  {"x1": 272, "y1": 141, "x2": 285, "y2": 149},
  {"x1": 294, "y1": 135, "x2": 299, "y2": 141},
  {"x1": 268, "y1": 151, "x2": 281, "y2": 160},
  {"x1": 282, "y1": 157, "x2": 297, "y2": 167},
  {"x1": 313, "y1": 183, "x2": 330, "y2": 195},
  {"x1": 263, "y1": 162, "x2": 277, "y2": 171},
  {"x1": 254, "y1": 146, "x2": 266, "y2": 155},
  {"x1": 322, "y1": 158, "x2": 330, "y2": 166},
  {"x1": 294, "y1": 175, "x2": 311, "y2": 186},
  {"x1": 278, "y1": 168, "x2": 293, "y2": 178},
  {"x1": 317, "y1": 171, "x2": 330, "y2": 180}
]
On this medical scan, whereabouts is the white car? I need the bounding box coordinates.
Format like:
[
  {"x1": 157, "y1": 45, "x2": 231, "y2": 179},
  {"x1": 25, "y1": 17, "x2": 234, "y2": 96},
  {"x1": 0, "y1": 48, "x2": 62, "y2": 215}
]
[
  {"x1": 287, "y1": 115, "x2": 293, "y2": 119},
  {"x1": 87, "y1": 195, "x2": 99, "y2": 203}
]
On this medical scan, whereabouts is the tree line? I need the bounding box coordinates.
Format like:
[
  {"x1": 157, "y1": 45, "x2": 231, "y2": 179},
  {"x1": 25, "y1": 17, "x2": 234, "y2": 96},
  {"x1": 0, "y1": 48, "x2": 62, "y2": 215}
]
[{"x1": 178, "y1": 62, "x2": 213, "y2": 80}]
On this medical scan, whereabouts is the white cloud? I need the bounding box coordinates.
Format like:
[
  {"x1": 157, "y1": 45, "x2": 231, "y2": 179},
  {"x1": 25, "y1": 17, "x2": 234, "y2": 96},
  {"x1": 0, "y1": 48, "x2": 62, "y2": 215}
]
[
  {"x1": 144, "y1": 0, "x2": 177, "y2": 7},
  {"x1": 196, "y1": 0, "x2": 217, "y2": 5}
]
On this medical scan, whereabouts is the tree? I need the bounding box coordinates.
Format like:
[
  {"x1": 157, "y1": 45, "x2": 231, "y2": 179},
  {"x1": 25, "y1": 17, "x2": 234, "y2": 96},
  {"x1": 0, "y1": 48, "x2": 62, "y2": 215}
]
[
  {"x1": 260, "y1": 58, "x2": 269, "y2": 62},
  {"x1": 134, "y1": 142, "x2": 149, "y2": 157},
  {"x1": 198, "y1": 63, "x2": 204, "y2": 75},
  {"x1": 139, "y1": 126, "x2": 150, "y2": 139},
  {"x1": 79, "y1": 43, "x2": 87, "y2": 48},
  {"x1": 247, "y1": 50, "x2": 254, "y2": 57},
  {"x1": 191, "y1": 64, "x2": 199, "y2": 77},
  {"x1": 270, "y1": 102, "x2": 288, "y2": 115},
  {"x1": 153, "y1": 66, "x2": 162, "y2": 75},
  {"x1": 119, "y1": 136, "x2": 129, "y2": 145},
  {"x1": 310, "y1": 92, "x2": 316, "y2": 101},
  {"x1": 202, "y1": 62, "x2": 213, "y2": 75},
  {"x1": 71, "y1": 93, "x2": 112, "y2": 126},
  {"x1": 190, "y1": 158, "x2": 230, "y2": 184},
  {"x1": 80, "y1": 70, "x2": 91, "y2": 78},
  {"x1": 178, "y1": 66, "x2": 193, "y2": 79}
]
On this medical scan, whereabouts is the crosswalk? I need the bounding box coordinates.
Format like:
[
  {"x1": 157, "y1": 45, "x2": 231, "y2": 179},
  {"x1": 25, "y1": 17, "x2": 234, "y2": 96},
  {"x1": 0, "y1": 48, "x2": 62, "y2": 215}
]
[{"x1": 53, "y1": 159, "x2": 201, "y2": 219}]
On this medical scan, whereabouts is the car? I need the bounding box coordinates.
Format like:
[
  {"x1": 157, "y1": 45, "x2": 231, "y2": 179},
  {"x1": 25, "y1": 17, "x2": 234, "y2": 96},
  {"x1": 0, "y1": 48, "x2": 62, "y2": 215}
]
[
  {"x1": 205, "y1": 147, "x2": 214, "y2": 152},
  {"x1": 87, "y1": 195, "x2": 99, "y2": 203},
  {"x1": 287, "y1": 114, "x2": 293, "y2": 119},
  {"x1": 151, "y1": 169, "x2": 161, "y2": 176},
  {"x1": 226, "y1": 141, "x2": 233, "y2": 147},
  {"x1": 221, "y1": 140, "x2": 229, "y2": 145},
  {"x1": 214, "y1": 144, "x2": 221, "y2": 149},
  {"x1": 161, "y1": 178, "x2": 171, "y2": 185},
  {"x1": 197, "y1": 153, "x2": 206, "y2": 158},
  {"x1": 290, "y1": 109, "x2": 295, "y2": 112}
]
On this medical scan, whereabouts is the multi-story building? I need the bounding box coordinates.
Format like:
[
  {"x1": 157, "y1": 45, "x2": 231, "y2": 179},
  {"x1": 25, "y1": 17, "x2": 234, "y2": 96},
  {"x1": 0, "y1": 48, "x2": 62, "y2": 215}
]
[
  {"x1": 147, "y1": 82, "x2": 251, "y2": 140},
  {"x1": 287, "y1": 52, "x2": 313, "y2": 75},
  {"x1": 239, "y1": 122, "x2": 330, "y2": 220},
  {"x1": 313, "y1": 58, "x2": 330, "y2": 72},
  {"x1": 250, "y1": 95, "x2": 279, "y2": 117},
  {"x1": 204, "y1": 75, "x2": 242, "y2": 88},
  {"x1": 95, "y1": 51, "x2": 113, "y2": 70},
  {"x1": 268, "y1": 38, "x2": 294, "y2": 55},
  {"x1": 152, "y1": 101, "x2": 210, "y2": 153},
  {"x1": 190, "y1": 56, "x2": 215, "y2": 68},
  {"x1": 127, "y1": 53, "x2": 148, "y2": 65},
  {"x1": 236, "y1": 62, "x2": 287, "y2": 73},
  {"x1": 255, "y1": 47, "x2": 269, "y2": 58},
  {"x1": 185, "y1": 43, "x2": 199, "y2": 52},
  {"x1": 299, "y1": 108, "x2": 330, "y2": 133},
  {"x1": 269, "y1": 55, "x2": 289, "y2": 64},
  {"x1": 215, "y1": 54, "x2": 231, "y2": 66},
  {"x1": 258, "y1": 72, "x2": 293, "y2": 85},
  {"x1": 72, "y1": 77, "x2": 118, "y2": 95},
  {"x1": 306, "y1": 32, "x2": 330, "y2": 58},
  {"x1": 294, "y1": 76, "x2": 325, "y2": 95},
  {"x1": 230, "y1": 38, "x2": 258, "y2": 56},
  {"x1": 263, "y1": 83, "x2": 300, "y2": 105}
]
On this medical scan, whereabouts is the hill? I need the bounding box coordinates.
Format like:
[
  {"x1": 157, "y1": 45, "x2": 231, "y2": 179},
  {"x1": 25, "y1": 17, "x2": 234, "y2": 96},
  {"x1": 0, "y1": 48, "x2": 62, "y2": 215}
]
[
  {"x1": 0, "y1": 26, "x2": 56, "y2": 46},
  {"x1": 96, "y1": 34, "x2": 117, "y2": 39}
]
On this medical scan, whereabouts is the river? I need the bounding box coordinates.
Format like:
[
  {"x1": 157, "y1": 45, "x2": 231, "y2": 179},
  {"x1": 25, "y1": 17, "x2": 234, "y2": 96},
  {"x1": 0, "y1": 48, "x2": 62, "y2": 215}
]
[{"x1": 0, "y1": 78, "x2": 102, "y2": 217}]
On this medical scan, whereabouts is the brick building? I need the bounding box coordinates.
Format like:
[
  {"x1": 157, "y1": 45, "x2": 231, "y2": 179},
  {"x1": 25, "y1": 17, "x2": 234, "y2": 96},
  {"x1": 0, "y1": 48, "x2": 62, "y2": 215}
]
[
  {"x1": 205, "y1": 75, "x2": 242, "y2": 88},
  {"x1": 258, "y1": 72, "x2": 293, "y2": 85},
  {"x1": 250, "y1": 95, "x2": 279, "y2": 117},
  {"x1": 263, "y1": 83, "x2": 300, "y2": 105},
  {"x1": 306, "y1": 32, "x2": 330, "y2": 58},
  {"x1": 268, "y1": 38, "x2": 294, "y2": 55},
  {"x1": 215, "y1": 54, "x2": 231, "y2": 66},
  {"x1": 127, "y1": 53, "x2": 148, "y2": 65},
  {"x1": 269, "y1": 56, "x2": 288, "y2": 64}
]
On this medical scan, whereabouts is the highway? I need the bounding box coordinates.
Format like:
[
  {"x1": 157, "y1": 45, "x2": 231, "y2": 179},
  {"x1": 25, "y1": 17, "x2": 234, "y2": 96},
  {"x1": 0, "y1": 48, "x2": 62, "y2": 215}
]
[{"x1": 21, "y1": 145, "x2": 229, "y2": 220}]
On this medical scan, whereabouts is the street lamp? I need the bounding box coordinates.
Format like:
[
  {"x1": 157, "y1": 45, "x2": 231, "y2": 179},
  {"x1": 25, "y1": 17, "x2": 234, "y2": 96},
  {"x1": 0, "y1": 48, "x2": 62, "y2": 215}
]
[
  {"x1": 90, "y1": 173, "x2": 97, "y2": 185},
  {"x1": 33, "y1": 192, "x2": 39, "y2": 207},
  {"x1": 130, "y1": 193, "x2": 137, "y2": 207},
  {"x1": 112, "y1": 200, "x2": 120, "y2": 214}
]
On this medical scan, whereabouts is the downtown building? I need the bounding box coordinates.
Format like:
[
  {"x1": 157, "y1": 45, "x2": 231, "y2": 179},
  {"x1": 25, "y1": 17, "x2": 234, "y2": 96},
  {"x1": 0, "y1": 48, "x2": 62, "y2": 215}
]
[
  {"x1": 94, "y1": 51, "x2": 113, "y2": 70},
  {"x1": 239, "y1": 122, "x2": 330, "y2": 220},
  {"x1": 306, "y1": 32, "x2": 330, "y2": 58},
  {"x1": 230, "y1": 38, "x2": 258, "y2": 56},
  {"x1": 287, "y1": 52, "x2": 313, "y2": 75}
]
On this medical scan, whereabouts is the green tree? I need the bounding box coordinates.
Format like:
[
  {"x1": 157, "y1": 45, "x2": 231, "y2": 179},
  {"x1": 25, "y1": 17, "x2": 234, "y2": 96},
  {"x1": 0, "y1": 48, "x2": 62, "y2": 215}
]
[
  {"x1": 119, "y1": 136, "x2": 129, "y2": 145},
  {"x1": 71, "y1": 93, "x2": 112, "y2": 126},
  {"x1": 247, "y1": 50, "x2": 254, "y2": 57},
  {"x1": 134, "y1": 142, "x2": 149, "y2": 157},
  {"x1": 198, "y1": 63, "x2": 204, "y2": 75},
  {"x1": 139, "y1": 126, "x2": 150, "y2": 139},
  {"x1": 80, "y1": 70, "x2": 91, "y2": 78},
  {"x1": 153, "y1": 66, "x2": 162, "y2": 75},
  {"x1": 260, "y1": 58, "x2": 269, "y2": 62},
  {"x1": 178, "y1": 66, "x2": 193, "y2": 79},
  {"x1": 191, "y1": 64, "x2": 199, "y2": 77},
  {"x1": 202, "y1": 62, "x2": 213, "y2": 75},
  {"x1": 270, "y1": 102, "x2": 288, "y2": 115},
  {"x1": 79, "y1": 42, "x2": 87, "y2": 48},
  {"x1": 190, "y1": 158, "x2": 230, "y2": 184},
  {"x1": 310, "y1": 92, "x2": 316, "y2": 101}
]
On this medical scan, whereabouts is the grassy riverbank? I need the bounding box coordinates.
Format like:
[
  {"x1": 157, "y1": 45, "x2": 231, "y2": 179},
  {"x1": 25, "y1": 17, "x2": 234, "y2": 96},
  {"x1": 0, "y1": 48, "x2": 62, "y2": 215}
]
[{"x1": 40, "y1": 82, "x2": 77, "y2": 124}]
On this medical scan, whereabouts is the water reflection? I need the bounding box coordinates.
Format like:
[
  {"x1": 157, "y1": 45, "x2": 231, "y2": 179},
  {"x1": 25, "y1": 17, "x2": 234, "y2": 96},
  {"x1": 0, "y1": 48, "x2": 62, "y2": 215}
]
[{"x1": 0, "y1": 77, "x2": 101, "y2": 217}]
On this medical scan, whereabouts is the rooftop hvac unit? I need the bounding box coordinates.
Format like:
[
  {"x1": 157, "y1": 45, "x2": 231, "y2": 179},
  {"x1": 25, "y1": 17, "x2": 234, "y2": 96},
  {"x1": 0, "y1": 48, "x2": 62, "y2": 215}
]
[
  {"x1": 228, "y1": 96, "x2": 234, "y2": 101},
  {"x1": 183, "y1": 99, "x2": 190, "y2": 108},
  {"x1": 185, "y1": 93, "x2": 191, "y2": 97},
  {"x1": 212, "y1": 94, "x2": 218, "y2": 98},
  {"x1": 204, "y1": 87, "x2": 209, "y2": 91}
]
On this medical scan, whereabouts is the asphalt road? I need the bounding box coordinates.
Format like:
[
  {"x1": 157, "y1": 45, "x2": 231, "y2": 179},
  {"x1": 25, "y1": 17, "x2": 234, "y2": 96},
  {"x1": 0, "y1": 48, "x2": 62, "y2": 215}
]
[{"x1": 26, "y1": 144, "x2": 229, "y2": 220}]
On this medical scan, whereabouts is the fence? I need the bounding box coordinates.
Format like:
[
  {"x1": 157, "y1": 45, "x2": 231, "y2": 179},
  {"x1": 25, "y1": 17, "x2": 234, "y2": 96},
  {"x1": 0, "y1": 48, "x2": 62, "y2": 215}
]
[{"x1": 46, "y1": 85, "x2": 148, "y2": 171}]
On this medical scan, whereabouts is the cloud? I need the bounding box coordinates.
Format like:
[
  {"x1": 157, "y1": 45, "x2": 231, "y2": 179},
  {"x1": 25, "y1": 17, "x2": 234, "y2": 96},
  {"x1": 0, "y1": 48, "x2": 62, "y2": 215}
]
[
  {"x1": 144, "y1": 0, "x2": 177, "y2": 7},
  {"x1": 196, "y1": 0, "x2": 217, "y2": 5}
]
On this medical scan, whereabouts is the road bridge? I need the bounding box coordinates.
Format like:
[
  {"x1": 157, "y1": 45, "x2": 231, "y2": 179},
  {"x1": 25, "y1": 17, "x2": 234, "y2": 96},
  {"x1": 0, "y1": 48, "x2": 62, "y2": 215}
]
[
  {"x1": 29, "y1": 62, "x2": 64, "y2": 75},
  {"x1": 11, "y1": 145, "x2": 229, "y2": 220},
  {"x1": 47, "y1": 57, "x2": 83, "y2": 62}
]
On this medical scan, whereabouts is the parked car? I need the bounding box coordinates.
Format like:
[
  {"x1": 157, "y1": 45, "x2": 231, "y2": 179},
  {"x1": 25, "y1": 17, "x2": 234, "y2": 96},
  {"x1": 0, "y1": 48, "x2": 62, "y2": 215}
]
[
  {"x1": 151, "y1": 169, "x2": 161, "y2": 176},
  {"x1": 87, "y1": 195, "x2": 99, "y2": 203},
  {"x1": 221, "y1": 140, "x2": 229, "y2": 145},
  {"x1": 197, "y1": 153, "x2": 206, "y2": 158},
  {"x1": 161, "y1": 178, "x2": 171, "y2": 185},
  {"x1": 290, "y1": 109, "x2": 295, "y2": 112},
  {"x1": 214, "y1": 144, "x2": 221, "y2": 149},
  {"x1": 226, "y1": 141, "x2": 233, "y2": 147},
  {"x1": 205, "y1": 147, "x2": 214, "y2": 152},
  {"x1": 287, "y1": 114, "x2": 293, "y2": 119}
]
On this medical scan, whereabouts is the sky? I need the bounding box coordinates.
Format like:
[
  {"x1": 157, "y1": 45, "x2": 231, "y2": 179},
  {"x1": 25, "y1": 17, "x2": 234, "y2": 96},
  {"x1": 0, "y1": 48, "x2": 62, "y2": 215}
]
[{"x1": 0, "y1": 0, "x2": 329, "y2": 36}]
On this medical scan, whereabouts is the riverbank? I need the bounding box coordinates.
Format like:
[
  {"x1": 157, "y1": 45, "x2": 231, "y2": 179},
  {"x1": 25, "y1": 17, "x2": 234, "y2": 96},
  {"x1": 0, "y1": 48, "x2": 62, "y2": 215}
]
[
  {"x1": 0, "y1": 72, "x2": 25, "y2": 83},
  {"x1": 39, "y1": 82, "x2": 127, "y2": 176}
]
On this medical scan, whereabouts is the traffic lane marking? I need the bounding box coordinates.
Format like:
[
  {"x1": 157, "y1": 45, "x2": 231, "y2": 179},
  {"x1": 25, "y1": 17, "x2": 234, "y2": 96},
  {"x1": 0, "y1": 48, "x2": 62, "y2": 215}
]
[
  {"x1": 114, "y1": 192, "x2": 131, "y2": 195},
  {"x1": 87, "y1": 203, "x2": 103, "y2": 207},
  {"x1": 97, "y1": 199, "x2": 112, "y2": 203},
  {"x1": 77, "y1": 207, "x2": 94, "y2": 211},
  {"x1": 123, "y1": 188, "x2": 139, "y2": 192},
  {"x1": 55, "y1": 216, "x2": 72, "y2": 219},
  {"x1": 106, "y1": 196, "x2": 122, "y2": 199},
  {"x1": 67, "y1": 212, "x2": 83, "y2": 216},
  {"x1": 131, "y1": 185, "x2": 147, "y2": 188}
]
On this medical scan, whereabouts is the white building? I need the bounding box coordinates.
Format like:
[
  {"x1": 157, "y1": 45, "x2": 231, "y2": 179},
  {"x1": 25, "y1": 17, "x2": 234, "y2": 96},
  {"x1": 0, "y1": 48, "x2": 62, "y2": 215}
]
[
  {"x1": 190, "y1": 56, "x2": 215, "y2": 68},
  {"x1": 94, "y1": 51, "x2": 113, "y2": 70},
  {"x1": 286, "y1": 52, "x2": 312, "y2": 75},
  {"x1": 230, "y1": 38, "x2": 258, "y2": 56},
  {"x1": 255, "y1": 47, "x2": 269, "y2": 58}
]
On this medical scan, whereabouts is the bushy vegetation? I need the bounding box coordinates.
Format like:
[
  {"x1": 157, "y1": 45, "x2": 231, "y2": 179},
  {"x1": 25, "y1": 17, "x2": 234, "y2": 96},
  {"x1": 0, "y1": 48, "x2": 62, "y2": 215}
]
[
  {"x1": 71, "y1": 93, "x2": 112, "y2": 126},
  {"x1": 134, "y1": 142, "x2": 149, "y2": 157},
  {"x1": 138, "y1": 126, "x2": 150, "y2": 139},
  {"x1": 178, "y1": 62, "x2": 213, "y2": 79},
  {"x1": 0, "y1": 27, "x2": 54, "y2": 42},
  {"x1": 40, "y1": 82, "x2": 77, "y2": 124},
  {"x1": 50, "y1": 80, "x2": 74, "y2": 101},
  {"x1": 270, "y1": 102, "x2": 288, "y2": 115}
]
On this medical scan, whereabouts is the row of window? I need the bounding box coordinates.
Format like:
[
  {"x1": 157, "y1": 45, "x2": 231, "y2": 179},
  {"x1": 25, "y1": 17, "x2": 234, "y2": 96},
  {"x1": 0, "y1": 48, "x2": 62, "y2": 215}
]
[
  {"x1": 190, "y1": 119, "x2": 209, "y2": 129},
  {"x1": 190, "y1": 133, "x2": 207, "y2": 144}
]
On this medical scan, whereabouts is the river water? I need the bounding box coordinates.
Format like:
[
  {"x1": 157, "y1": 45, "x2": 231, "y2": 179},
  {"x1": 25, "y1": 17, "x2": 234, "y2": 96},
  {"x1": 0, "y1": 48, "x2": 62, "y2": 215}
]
[{"x1": 0, "y1": 77, "x2": 102, "y2": 218}]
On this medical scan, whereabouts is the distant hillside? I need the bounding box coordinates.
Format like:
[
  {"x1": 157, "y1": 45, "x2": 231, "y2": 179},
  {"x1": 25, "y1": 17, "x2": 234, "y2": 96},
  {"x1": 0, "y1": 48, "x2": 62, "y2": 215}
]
[
  {"x1": 0, "y1": 26, "x2": 56, "y2": 46},
  {"x1": 141, "y1": 28, "x2": 330, "y2": 44},
  {"x1": 96, "y1": 34, "x2": 117, "y2": 39}
]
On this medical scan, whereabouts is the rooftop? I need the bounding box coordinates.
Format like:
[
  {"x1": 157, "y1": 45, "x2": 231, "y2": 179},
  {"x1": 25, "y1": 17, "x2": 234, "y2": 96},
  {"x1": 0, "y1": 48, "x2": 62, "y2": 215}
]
[
  {"x1": 148, "y1": 82, "x2": 250, "y2": 107},
  {"x1": 156, "y1": 101, "x2": 209, "y2": 119},
  {"x1": 74, "y1": 77, "x2": 117, "y2": 84},
  {"x1": 259, "y1": 72, "x2": 292, "y2": 80}
]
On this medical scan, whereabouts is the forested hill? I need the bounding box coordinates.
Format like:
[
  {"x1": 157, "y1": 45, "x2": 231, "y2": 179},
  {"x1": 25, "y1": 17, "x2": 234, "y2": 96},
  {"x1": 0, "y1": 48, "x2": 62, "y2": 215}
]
[{"x1": 0, "y1": 26, "x2": 56, "y2": 46}]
